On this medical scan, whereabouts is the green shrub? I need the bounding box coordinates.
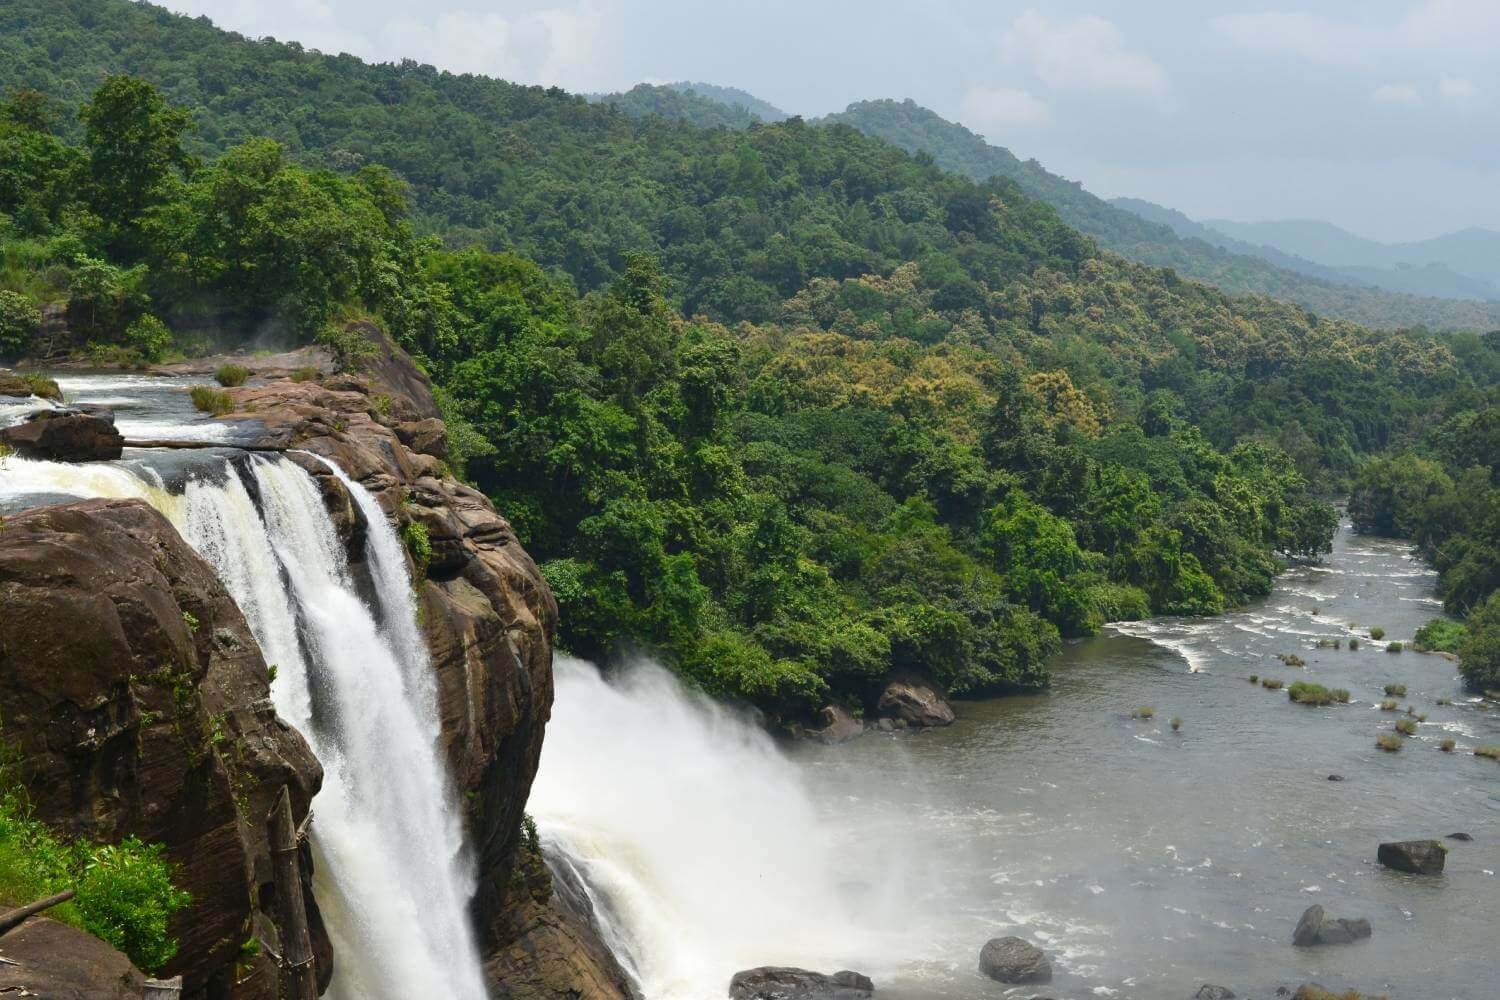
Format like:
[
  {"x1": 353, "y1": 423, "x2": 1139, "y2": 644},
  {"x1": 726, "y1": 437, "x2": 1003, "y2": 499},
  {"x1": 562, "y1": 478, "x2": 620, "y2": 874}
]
[
  {"x1": 1131, "y1": 706, "x2": 1155, "y2": 719},
  {"x1": 1348, "y1": 637, "x2": 1360, "y2": 650},
  {"x1": 1387, "y1": 641, "x2": 1403, "y2": 653},
  {"x1": 1248, "y1": 674, "x2": 1258, "y2": 683},
  {"x1": 316, "y1": 324, "x2": 377, "y2": 372},
  {"x1": 125, "y1": 315, "x2": 173, "y2": 363},
  {"x1": 1413, "y1": 619, "x2": 1467, "y2": 653},
  {"x1": 1170, "y1": 717, "x2": 1182, "y2": 731},
  {"x1": 289, "y1": 366, "x2": 320, "y2": 383},
  {"x1": 1260, "y1": 677, "x2": 1284, "y2": 690},
  {"x1": 1380, "y1": 698, "x2": 1399, "y2": 711},
  {"x1": 1440, "y1": 738, "x2": 1455, "y2": 752},
  {"x1": 1376, "y1": 732, "x2": 1404, "y2": 752},
  {"x1": 1394, "y1": 717, "x2": 1417, "y2": 736},
  {"x1": 189, "y1": 386, "x2": 233, "y2": 415},
  {"x1": 0, "y1": 290, "x2": 43, "y2": 357},
  {"x1": 1287, "y1": 682, "x2": 1349, "y2": 706},
  {"x1": 1369, "y1": 627, "x2": 1386, "y2": 640},
  {"x1": 21, "y1": 373, "x2": 61, "y2": 401},
  {"x1": 0, "y1": 793, "x2": 189, "y2": 972},
  {"x1": 401, "y1": 520, "x2": 431, "y2": 578},
  {"x1": 1383, "y1": 684, "x2": 1406, "y2": 697},
  {"x1": 1458, "y1": 594, "x2": 1500, "y2": 692},
  {"x1": 213, "y1": 364, "x2": 250, "y2": 387}
]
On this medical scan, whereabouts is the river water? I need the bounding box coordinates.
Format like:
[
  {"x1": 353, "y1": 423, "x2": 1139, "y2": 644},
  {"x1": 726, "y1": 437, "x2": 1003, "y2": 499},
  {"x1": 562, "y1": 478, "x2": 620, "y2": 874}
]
[{"x1": 534, "y1": 523, "x2": 1500, "y2": 1000}]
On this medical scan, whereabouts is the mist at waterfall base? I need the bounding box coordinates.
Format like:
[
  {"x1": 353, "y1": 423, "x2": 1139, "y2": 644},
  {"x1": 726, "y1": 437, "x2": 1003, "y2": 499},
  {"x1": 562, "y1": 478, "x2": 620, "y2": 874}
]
[
  {"x1": 531, "y1": 524, "x2": 1500, "y2": 1000},
  {"x1": 1, "y1": 381, "x2": 487, "y2": 1000}
]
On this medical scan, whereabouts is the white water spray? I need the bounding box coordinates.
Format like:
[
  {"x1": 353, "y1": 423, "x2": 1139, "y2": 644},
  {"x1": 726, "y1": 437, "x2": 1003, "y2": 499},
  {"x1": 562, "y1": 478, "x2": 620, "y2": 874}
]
[{"x1": 529, "y1": 656, "x2": 930, "y2": 1000}]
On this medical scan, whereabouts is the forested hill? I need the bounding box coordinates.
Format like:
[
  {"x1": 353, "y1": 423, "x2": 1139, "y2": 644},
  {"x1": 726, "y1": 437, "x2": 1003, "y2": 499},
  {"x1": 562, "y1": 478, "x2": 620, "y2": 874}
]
[
  {"x1": 5, "y1": 1, "x2": 1499, "y2": 710},
  {"x1": 822, "y1": 100, "x2": 1500, "y2": 332}
]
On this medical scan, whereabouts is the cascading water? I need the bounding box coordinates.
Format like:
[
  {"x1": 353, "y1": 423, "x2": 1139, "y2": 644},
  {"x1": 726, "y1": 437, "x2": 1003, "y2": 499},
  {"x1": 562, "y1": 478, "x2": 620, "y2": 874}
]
[
  {"x1": 527, "y1": 656, "x2": 935, "y2": 1000},
  {"x1": 1, "y1": 447, "x2": 485, "y2": 1000}
]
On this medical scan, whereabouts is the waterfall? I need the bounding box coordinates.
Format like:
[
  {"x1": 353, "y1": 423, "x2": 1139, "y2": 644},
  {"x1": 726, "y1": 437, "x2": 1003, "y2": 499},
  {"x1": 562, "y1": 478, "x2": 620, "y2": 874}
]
[
  {"x1": 528, "y1": 656, "x2": 923, "y2": 1000},
  {"x1": 2, "y1": 451, "x2": 485, "y2": 999}
]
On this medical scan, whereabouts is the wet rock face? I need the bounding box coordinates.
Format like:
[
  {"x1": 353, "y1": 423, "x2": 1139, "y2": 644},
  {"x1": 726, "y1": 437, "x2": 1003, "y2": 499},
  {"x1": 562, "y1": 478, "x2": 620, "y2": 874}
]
[
  {"x1": 1377, "y1": 839, "x2": 1447, "y2": 874},
  {"x1": 1292, "y1": 904, "x2": 1372, "y2": 947},
  {"x1": 0, "y1": 499, "x2": 326, "y2": 998},
  {"x1": 2, "y1": 408, "x2": 124, "y2": 461},
  {"x1": 728, "y1": 966, "x2": 875, "y2": 999},
  {"x1": 0, "y1": 915, "x2": 145, "y2": 999},
  {"x1": 978, "y1": 936, "x2": 1052, "y2": 984},
  {"x1": 808, "y1": 704, "x2": 864, "y2": 744}
]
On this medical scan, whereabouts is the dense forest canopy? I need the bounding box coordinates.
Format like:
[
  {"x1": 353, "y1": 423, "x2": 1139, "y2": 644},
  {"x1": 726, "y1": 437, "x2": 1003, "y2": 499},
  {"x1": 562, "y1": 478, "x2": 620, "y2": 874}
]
[{"x1": 3, "y1": 0, "x2": 1498, "y2": 713}]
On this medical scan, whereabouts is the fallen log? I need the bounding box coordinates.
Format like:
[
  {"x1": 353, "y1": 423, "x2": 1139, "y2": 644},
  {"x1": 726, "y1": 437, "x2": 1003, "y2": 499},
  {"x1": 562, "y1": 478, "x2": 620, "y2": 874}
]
[{"x1": 0, "y1": 889, "x2": 76, "y2": 937}]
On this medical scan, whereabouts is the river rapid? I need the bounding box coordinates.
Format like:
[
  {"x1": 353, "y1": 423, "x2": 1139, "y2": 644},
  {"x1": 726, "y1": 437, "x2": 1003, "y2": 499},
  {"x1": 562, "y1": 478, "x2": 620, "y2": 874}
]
[{"x1": 534, "y1": 522, "x2": 1499, "y2": 1000}]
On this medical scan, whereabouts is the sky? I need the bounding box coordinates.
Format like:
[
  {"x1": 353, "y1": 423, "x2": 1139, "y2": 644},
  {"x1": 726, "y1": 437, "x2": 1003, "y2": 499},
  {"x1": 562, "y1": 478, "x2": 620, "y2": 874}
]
[{"x1": 158, "y1": 0, "x2": 1500, "y2": 243}]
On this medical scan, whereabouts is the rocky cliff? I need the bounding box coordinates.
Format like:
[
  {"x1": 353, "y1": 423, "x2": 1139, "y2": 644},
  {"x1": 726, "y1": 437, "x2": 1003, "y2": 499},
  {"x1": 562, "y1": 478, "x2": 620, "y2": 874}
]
[
  {"x1": 165, "y1": 328, "x2": 632, "y2": 998},
  {"x1": 0, "y1": 498, "x2": 327, "y2": 998}
]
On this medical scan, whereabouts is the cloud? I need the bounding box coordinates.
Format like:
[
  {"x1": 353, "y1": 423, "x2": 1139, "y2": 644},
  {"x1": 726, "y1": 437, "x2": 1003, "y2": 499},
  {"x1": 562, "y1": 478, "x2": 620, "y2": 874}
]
[
  {"x1": 1371, "y1": 82, "x2": 1423, "y2": 107},
  {"x1": 1210, "y1": 11, "x2": 1373, "y2": 65},
  {"x1": 959, "y1": 86, "x2": 1050, "y2": 133},
  {"x1": 1001, "y1": 11, "x2": 1169, "y2": 99},
  {"x1": 1215, "y1": 1, "x2": 1500, "y2": 62},
  {"x1": 1439, "y1": 76, "x2": 1478, "y2": 101},
  {"x1": 381, "y1": 5, "x2": 606, "y2": 88}
]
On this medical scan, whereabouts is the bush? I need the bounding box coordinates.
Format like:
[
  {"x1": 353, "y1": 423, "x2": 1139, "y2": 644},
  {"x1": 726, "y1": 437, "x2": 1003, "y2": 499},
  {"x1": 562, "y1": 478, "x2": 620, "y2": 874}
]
[
  {"x1": 1248, "y1": 674, "x2": 1258, "y2": 683},
  {"x1": 1348, "y1": 637, "x2": 1360, "y2": 650},
  {"x1": 1475, "y1": 745, "x2": 1500, "y2": 761},
  {"x1": 1380, "y1": 698, "x2": 1399, "y2": 711},
  {"x1": 1131, "y1": 706, "x2": 1155, "y2": 719},
  {"x1": 213, "y1": 364, "x2": 250, "y2": 387},
  {"x1": 1170, "y1": 717, "x2": 1182, "y2": 731},
  {"x1": 289, "y1": 366, "x2": 320, "y2": 383},
  {"x1": 401, "y1": 520, "x2": 431, "y2": 578},
  {"x1": 1288, "y1": 681, "x2": 1338, "y2": 705},
  {"x1": 1383, "y1": 684, "x2": 1407, "y2": 697},
  {"x1": 0, "y1": 793, "x2": 189, "y2": 972},
  {"x1": 1413, "y1": 619, "x2": 1467, "y2": 654},
  {"x1": 1394, "y1": 718, "x2": 1417, "y2": 736},
  {"x1": 1260, "y1": 677, "x2": 1284, "y2": 690},
  {"x1": 189, "y1": 386, "x2": 233, "y2": 415},
  {"x1": 316, "y1": 323, "x2": 378, "y2": 372},
  {"x1": 125, "y1": 315, "x2": 173, "y2": 363},
  {"x1": 0, "y1": 290, "x2": 43, "y2": 358},
  {"x1": 1440, "y1": 738, "x2": 1455, "y2": 752},
  {"x1": 1376, "y1": 732, "x2": 1404, "y2": 752},
  {"x1": 21, "y1": 373, "x2": 62, "y2": 401},
  {"x1": 1458, "y1": 594, "x2": 1500, "y2": 692},
  {"x1": 1369, "y1": 627, "x2": 1386, "y2": 640},
  {"x1": 1386, "y1": 641, "x2": 1403, "y2": 653}
]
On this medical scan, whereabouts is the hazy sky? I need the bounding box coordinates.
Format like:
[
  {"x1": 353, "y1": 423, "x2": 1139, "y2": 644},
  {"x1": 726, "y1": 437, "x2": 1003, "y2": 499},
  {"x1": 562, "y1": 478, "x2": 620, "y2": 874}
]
[{"x1": 160, "y1": 0, "x2": 1500, "y2": 242}]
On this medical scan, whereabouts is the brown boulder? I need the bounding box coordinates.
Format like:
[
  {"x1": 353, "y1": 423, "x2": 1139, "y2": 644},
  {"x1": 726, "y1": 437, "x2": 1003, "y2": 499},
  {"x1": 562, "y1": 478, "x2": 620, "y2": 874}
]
[
  {"x1": 0, "y1": 499, "x2": 326, "y2": 997},
  {"x1": 395, "y1": 416, "x2": 449, "y2": 458},
  {"x1": 877, "y1": 676, "x2": 955, "y2": 727},
  {"x1": 1377, "y1": 839, "x2": 1447, "y2": 874},
  {"x1": 807, "y1": 704, "x2": 864, "y2": 744},
  {"x1": 2, "y1": 408, "x2": 123, "y2": 461},
  {"x1": 979, "y1": 936, "x2": 1051, "y2": 983},
  {"x1": 728, "y1": 966, "x2": 874, "y2": 999},
  {"x1": 1292, "y1": 905, "x2": 1371, "y2": 947},
  {"x1": 0, "y1": 915, "x2": 146, "y2": 999},
  {"x1": 0, "y1": 371, "x2": 33, "y2": 396}
]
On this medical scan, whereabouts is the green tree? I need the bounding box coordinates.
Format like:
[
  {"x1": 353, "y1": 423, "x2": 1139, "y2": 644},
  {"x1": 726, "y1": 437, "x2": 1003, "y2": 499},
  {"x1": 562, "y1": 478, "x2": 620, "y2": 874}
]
[
  {"x1": 1458, "y1": 593, "x2": 1500, "y2": 692},
  {"x1": 78, "y1": 75, "x2": 193, "y2": 248}
]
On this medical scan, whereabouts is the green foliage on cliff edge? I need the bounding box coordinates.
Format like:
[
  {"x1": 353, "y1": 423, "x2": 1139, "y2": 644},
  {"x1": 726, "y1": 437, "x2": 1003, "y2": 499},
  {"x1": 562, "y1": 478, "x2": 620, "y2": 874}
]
[{"x1": 0, "y1": 759, "x2": 191, "y2": 973}]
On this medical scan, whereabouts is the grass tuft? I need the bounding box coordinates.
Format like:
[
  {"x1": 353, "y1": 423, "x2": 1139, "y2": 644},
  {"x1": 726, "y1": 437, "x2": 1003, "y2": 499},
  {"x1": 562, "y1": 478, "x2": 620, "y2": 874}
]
[
  {"x1": 1260, "y1": 677, "x2": 1284, "y2": 690},
  {"x1": 1131, "y1": 706, "x2": 1155, "y2": 720},
  {"x1": 1379, "y1": 698, "x2": 1399, "y2": 711},
  {"x1": 213, "y1": 364, "x2": 250, "y2": 387},
  {"x1": 1394, "y1": 718, "x2": 1418, "y2": 736},
  {"x1": 1376, "y1": 732, "x2": 1404, "y2": 752},
  {"x1": 1440, "y1": 738, "x2": 1456, "y2": 752},
  {"x1": 1384, "y1": 683, "x2": 1407, "y2": 697},
  {"x1": 190, "y1": 386, "x2": 233, "y2": 416}
]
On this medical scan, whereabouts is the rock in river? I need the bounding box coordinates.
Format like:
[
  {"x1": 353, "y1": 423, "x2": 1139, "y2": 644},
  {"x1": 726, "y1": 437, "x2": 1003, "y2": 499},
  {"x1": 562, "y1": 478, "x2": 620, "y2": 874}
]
[
  {"x1": 728, "y1": 966, "x2": 874, "y2": 999},
  {"x1": 876, "y1": 675, "x2": 955, "y2": 727},
  {"x1": 808, "y1": 704, "x2": 864, "y2": 744},
  {"x1": 1, "y1": 407, "x2": 123, "y2": 461},
  {"x1": 979, "y1": 936, "x2": 1052, "y2": 983},
  {"x1": 1195, "y1": 986, "x2": 1236, "y2": 1000},
  {"x1": 1292, "y1": 905, "x2": 1371, "y2": 947},
  {"x1": 1377, "y1": 839, "x2": 1447, "y2": 874}
]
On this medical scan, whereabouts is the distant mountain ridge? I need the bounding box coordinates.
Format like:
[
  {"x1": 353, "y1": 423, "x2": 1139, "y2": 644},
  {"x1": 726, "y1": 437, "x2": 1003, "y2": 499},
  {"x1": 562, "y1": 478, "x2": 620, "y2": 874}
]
[
  {"x1": 664, "y1": 81, "x2": 789, "y2": 123},
  {"x1": 593, "y1": 88, "x2": 1500, "y2": 329}
]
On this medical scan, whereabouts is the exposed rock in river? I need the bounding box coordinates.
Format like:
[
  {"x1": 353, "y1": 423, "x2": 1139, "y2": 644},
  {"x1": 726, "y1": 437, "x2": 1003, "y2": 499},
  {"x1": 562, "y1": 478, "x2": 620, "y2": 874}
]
[
  {"x1": 978, "y1": 935, "x2": 1052, "y2": 983},
  {"x1": 1, "y1": 408, "x2": 124, "y2": 461},
  {"x1": 876, "y1": 675, "x2": 955, "y2": 727},
  {"x1": 807, "y1": 704, "x2": 865, "y2": 743},
  {"x1": 1377, "y1": 839, "x2": 1447, "y2": 874},
  {"x1": 728, "y1": 966, "x2": 875, "y2": 999},
  {"x1": 1292, "y1": 904, "x2": 1371, "y2": 947},
  {"x1": 0, "y1": 499, "x2": 326, "y2": 996},
  {"x1": 1195, "y1": 986, "x2": 1236, "y2": 999}
]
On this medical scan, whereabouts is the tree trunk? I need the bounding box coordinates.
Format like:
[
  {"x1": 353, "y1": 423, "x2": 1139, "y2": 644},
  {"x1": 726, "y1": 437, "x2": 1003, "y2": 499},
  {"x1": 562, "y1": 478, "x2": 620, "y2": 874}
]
[
  {"x1": 0, "y1": 889, "x2": 75, "y2": 937},
  {"x1": 268, "y1": 786, "x2": 317, "y2": 1000}
]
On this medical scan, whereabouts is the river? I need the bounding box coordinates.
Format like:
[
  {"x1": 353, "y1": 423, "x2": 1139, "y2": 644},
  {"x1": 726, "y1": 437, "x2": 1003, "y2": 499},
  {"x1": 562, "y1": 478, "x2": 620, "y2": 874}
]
[{"x1": 533, "y1": 523, "x2": 1500, "y2": 1000}]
